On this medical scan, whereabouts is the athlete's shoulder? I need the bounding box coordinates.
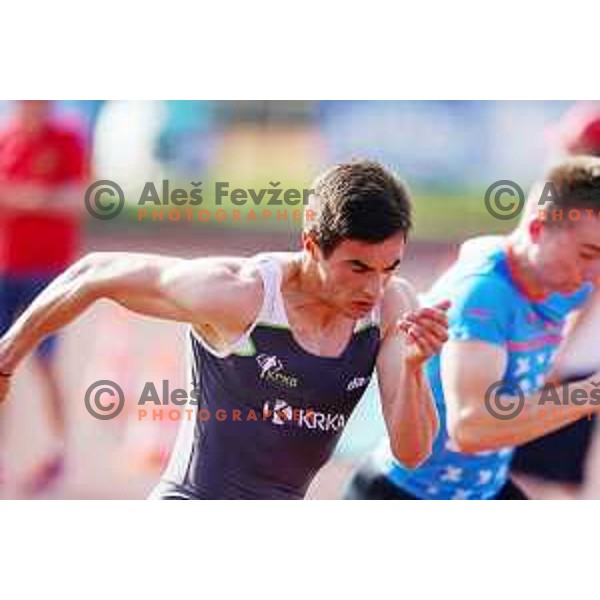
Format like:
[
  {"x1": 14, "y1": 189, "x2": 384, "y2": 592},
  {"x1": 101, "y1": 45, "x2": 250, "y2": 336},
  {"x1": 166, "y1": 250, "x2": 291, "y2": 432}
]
[
  {"x1": 383, "y1": 276, "x2": 418, "y2": 308},
  {"x1": 171, "y1": 255, "x2": 265, "y2": 318},
  {"x1": 189, "y1": 252, "x2": 300, "y2": 338},
  {"x1": 246, "y1": 251, "x2": 299, "y2": 272},
  {"x1": 457, "y1": 235, "x2": 505, "y2": 261},
  {"x1": 202, "y1": 252, "x2": 300, "y2": 305},
  {"x1": 456, "y1": 237, "x2": 508, "y2": 276},
  {"x1": 429, "y1": 237, "x2": 514, "y2": 303},
  {"x1": 379, "y1": 276, "x2": 419, "y2": 334},
  {"x1": 446, "y1": 271, "x2": 516, "y2": 312},
  {"x1": 422, "y1": 262, "x2": 516, "y2": 344}
]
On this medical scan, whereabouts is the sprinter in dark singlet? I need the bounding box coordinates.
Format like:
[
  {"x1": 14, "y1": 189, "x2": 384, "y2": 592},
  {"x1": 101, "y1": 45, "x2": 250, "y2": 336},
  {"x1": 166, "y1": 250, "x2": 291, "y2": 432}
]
[{"x1": 0, "y1": 160, "x2": 450, "y2": 499}]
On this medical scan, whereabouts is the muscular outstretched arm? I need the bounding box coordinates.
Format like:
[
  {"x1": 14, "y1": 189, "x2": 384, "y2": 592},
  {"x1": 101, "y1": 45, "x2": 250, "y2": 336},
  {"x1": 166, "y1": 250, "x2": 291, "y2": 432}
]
[{"x1": 0, "y1": 252, "x2": 263, "y2": 389}]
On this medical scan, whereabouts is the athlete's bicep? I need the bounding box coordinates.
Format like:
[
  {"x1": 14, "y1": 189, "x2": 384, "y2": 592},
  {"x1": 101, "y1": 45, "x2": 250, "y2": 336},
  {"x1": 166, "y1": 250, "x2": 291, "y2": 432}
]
[
  {"x1": 438, "y1": 274, "x2": 512, "y2": 435},
  {"x1": 441, "y1": 339, "x2": 508, "y2": 431},
  {"x1": 158, "y1": 256, "x2": 263, "y2": 329},
  {"x1": 375, "y1": 277, "x2": 418, "y2": 410}
]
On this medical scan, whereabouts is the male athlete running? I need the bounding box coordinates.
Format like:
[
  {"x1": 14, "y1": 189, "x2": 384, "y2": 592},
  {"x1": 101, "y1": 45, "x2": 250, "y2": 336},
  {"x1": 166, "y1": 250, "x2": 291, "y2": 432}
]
[
  {"x1": 345, "y1": 156, "x2": 600, "y2": 500},
  {"x1": 0, "y1": 160, "x2": 449, "y2": 499},
  {"x1": 510, "y1": 105, "x2": 600, "y2": 498}
]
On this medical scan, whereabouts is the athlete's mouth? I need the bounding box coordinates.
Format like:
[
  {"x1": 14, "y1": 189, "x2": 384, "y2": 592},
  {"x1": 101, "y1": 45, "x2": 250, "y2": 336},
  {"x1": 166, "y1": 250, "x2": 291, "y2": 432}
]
[
  {"x1": 352, "y1": 301, "x2": 375, "y2": 312},
  {"x1": 559, "y1": 281, "x2": 581, "y2": 293}
]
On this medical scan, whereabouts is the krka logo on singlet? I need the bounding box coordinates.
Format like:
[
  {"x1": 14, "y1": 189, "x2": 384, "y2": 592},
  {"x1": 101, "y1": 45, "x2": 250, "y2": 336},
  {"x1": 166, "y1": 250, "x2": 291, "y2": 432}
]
[
  {"x1": 256, "y1": 354, "x2": 299, "y2": 389},
  {"x1": 262, "y1": 399, "x2": 347, "y2": 432}
]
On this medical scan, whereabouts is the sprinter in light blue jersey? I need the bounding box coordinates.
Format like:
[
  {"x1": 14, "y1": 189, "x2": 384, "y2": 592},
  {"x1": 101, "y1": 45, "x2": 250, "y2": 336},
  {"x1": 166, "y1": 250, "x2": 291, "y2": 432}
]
[{"x1": 345, "y1": 156, "x2": 600, "y2": 500}]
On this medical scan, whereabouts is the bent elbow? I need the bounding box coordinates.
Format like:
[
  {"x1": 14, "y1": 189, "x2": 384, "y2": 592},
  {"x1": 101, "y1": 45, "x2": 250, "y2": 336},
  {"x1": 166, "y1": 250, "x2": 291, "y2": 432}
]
[
  {"x1": 64, "y1": 252, "x2": 110, "y2": 300},
  {"x1": 67, "y1": 252, "x2": 109, "y2": 283},
  {"x1": 447, "y1": 415, "x2": 494, "y2": 454},
  {"x1": 390, "y1": 440, "x2": 433, "y2": 470},
  {"x1": 78, "y1": 252, "x2": 107, "y2": 270}
]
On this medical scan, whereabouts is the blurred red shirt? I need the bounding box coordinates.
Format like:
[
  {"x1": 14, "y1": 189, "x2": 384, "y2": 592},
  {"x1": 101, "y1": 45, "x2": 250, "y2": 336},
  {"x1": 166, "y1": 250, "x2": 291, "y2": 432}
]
[{"x1": 0, "y1": 120, "x2": 88, "y2": 276}]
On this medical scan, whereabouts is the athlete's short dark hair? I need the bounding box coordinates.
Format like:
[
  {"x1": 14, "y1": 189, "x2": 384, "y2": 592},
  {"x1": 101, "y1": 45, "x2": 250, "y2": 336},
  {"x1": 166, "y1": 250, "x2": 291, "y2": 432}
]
[
  {"x1": 305, "y1": 160, "x2": 412, "y2": 257},
  {"x1": 535, "y1": 156, "x2": 600, "y2": 225}
]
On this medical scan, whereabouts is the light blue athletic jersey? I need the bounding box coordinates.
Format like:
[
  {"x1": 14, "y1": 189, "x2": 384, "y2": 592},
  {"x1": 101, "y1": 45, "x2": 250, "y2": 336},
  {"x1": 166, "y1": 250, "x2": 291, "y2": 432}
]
[{"x1": 376, "y1": 236, "x2": 594, "y2": 499}]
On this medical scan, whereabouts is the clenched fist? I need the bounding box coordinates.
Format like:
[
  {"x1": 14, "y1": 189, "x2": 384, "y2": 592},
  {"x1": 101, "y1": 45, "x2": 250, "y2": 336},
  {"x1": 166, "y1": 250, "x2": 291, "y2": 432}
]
[{"x1": 396, "y1": 300, "x2": 451, "y2": 366}]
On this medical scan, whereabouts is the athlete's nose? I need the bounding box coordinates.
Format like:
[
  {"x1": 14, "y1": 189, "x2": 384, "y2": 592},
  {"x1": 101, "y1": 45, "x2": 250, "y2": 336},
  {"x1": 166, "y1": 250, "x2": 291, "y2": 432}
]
[{"x1": 364, "y1": 272, "x2": 386, "y2": 301}]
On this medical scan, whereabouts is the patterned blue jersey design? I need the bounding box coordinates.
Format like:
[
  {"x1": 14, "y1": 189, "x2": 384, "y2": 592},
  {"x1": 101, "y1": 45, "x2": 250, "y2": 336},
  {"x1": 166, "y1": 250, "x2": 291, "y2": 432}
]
[{"x1": 378, "y1": 238, "x2": 594, "y2": 499}]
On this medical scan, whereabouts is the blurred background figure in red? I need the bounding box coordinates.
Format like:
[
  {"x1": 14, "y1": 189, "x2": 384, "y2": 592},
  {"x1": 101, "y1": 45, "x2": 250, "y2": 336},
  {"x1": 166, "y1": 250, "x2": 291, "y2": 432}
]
[
  {"x1": 0, "y1": 100, "x2": 89, "y2": 495},
  {"x1": 552, "y1": 101, "x2": 600, "y2": 158}
]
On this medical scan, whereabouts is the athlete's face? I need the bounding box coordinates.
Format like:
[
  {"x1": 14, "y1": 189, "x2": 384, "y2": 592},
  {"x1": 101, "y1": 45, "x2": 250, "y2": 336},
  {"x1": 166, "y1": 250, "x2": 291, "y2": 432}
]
[
  {"x1": 308, "y1": 233, "x2": 407, "y2": 318},
  {"x1": 530, "y1": 215, "x2": 600, "y2": 292}
]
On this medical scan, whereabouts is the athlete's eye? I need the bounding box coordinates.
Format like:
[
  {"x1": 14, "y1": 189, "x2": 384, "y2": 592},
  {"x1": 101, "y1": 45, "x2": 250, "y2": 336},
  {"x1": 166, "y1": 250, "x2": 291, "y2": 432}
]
[
  {"x1": 348, "y1": 261, "x2": 370, "y2": 273},
  {"x1": 351, "y1": 265, "x2": 369, "y2": 274},
  {"x1": 578, "y1": 245, "x2": 600, "y2": 261}
]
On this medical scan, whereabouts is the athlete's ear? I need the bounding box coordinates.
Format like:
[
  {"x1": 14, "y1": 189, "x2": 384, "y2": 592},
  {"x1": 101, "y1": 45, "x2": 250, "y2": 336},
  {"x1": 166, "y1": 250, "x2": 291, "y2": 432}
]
[
  {"x1": 302, "y1": 230, "x2": 321, "y2": 260},
  {"x1": 528, "y1": 217, "x2": 544, "y2": 243}
]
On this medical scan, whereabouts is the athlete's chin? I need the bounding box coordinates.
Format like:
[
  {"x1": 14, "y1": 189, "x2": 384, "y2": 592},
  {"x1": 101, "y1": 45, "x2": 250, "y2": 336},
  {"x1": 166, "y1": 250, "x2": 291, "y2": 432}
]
[
  {"x1": 553, "y1": 280, "x2": 581, "y2": 294},
  {"x1": 344, "y1": 301, "x2": 376, "y2": 318}
]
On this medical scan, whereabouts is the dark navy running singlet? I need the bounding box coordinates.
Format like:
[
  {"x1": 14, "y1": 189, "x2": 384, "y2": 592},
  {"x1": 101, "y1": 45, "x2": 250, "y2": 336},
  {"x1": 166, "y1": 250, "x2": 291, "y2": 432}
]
[{"x1": 150, "y1": 253, "x2": 381, "y2": 499}]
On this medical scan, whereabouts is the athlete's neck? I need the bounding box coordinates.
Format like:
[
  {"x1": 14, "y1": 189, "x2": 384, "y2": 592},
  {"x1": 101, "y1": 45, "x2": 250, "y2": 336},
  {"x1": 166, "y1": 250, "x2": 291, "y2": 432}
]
[
  {"x1": 505, "y1": 232, "x2": 549, "y2": 301},
  {"x1": 284, "y1": 255, "x2": 351, "y2": 330}
]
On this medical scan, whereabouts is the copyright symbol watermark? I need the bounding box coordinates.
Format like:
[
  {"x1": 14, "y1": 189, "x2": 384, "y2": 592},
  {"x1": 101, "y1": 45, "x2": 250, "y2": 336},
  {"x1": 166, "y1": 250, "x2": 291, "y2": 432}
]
[
  {"x1": 85, "y1": 180, "x2": 125, "y2": 220},
  {"x1": 484, "y1": 180, "x2": 525, "y2": 221},
  {"x1": 484, "y1": 381, "x2": 525, "y2": 420},
  {"x1": 84, "y1": 380, "x2": 125, "y2": 420}
]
